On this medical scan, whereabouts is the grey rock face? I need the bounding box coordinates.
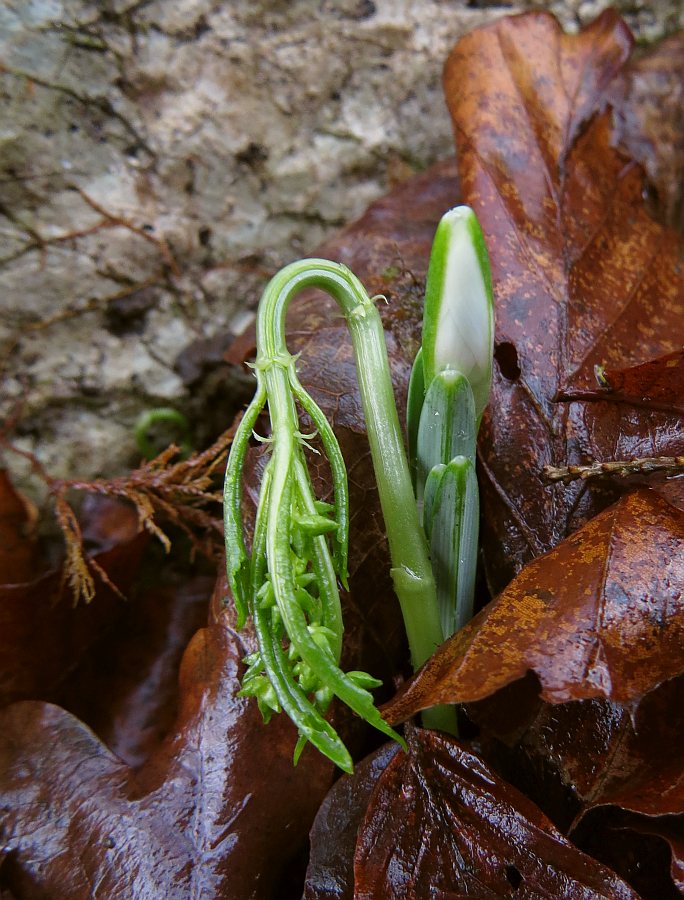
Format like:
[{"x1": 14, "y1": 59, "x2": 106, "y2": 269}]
[{"x1": 1, "y1": 0, "x2": 681, "y2": 489}]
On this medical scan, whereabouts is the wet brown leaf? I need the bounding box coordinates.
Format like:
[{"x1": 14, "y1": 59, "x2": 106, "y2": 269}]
[
  {"x1": 572, "y1": 807, "x2": 684, "y2": 900},
  {"x1": 0, "y1": 493, "x2": 148, "y2": 707},
  {"x1": 0, "y1": 469, "x2": 40, "y2": 583},
  {"x1": 351, "y1": 728, "x2": 635, "y2": 898},
  {"x1": 0, "y1": 614, "x2": 332, "y2": 899},
  {"x1": 464, "y1": 677, "x2": 684, "y2": 894},
  {"x1": 304, "y1": 744, "x2": 400, "y2": 899},
  {"x1": 471, "y1": 677, "x2": 684, "y2": 820},
  {"x1": 555, "y1": 351, "x2": 684, "y2": 499},
  {"x1": 557, "y1": 350, "x2": 684, "y2": 417},
  {"x1": 58, "y1": 574, "x2": 214, "y2": 768},
  {"x1": 383, "y1": 489, "x2": 684, "y2": 721},
  {"x1": 445, "y1": 10, "x2": 684, "y2": 590},
  {"x1": 609, "y1": 30, "x2": 684, "y2": 231},
  {"x1": 3, "y1": 11, "x2": 683, "y2": 897}
]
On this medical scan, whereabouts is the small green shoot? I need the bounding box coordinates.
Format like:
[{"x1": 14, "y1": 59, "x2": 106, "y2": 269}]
[
  {"x1": 223, "y1": 206, "x2": 494, "y2": 772},
  {"x1": 135, "y1": 408, "x2": 192, "y2": 460},
  {"x1": 409, "y1": 205, "x2": 494, "y2": 642},
  {"x1": 224, "y1": 260, "x2": 447, "y2": 772}
]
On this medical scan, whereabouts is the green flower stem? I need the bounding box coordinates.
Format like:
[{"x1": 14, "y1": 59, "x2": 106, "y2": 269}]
[{"x1": 257, "y1": 259, "x2": 444, "y2": 673}]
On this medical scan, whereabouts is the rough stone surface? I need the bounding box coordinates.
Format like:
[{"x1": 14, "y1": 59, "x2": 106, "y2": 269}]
[{"x1": 1, "y1": 0, "x2": 681, "y2": 493}]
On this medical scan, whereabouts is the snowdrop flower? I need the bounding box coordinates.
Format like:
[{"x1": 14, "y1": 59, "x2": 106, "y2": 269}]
[{"x1": 421, "y1": 206, "x2": 494, "y2": 421}]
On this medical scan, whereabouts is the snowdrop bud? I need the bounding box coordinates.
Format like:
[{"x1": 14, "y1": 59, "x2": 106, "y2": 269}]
[{"x1": 421, "y1": 206, "x2": 494, "y2": 421}]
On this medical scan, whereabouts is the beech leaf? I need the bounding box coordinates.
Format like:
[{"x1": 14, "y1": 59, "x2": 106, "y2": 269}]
[
  {"x1": 383, "y1": 489, "x2": 684, "y2": 722},
  {"x1": 608, "y1": 30, "x2": 684, "y2": 231},
  {"x1": 557, "y1": 349, "x2": 684, "y2": 416},
  {"x1": 555, "y1": 350, "x2": 684, "y2": 499},
  {"x1": 0, "y1": 617, "x2": 333, "y2": 898},
  {"x1": 350, "y1": 729, "x2": 636, "y2": 898},
  {"x1": 0, "y1": 469, "x2": 40, "y2": 583},
  {"x1": 304, "y1": 744, "x2": 400, "y2": 899},
  {"x1": 465, "y1": 677, "x2": 684, "y2": 893},
  {"x1": 446, "y1": 10, "x2": 684, "y2": 588},
  {"x1": 0, "y1": 492, "x2": 148, "y2": 706}
]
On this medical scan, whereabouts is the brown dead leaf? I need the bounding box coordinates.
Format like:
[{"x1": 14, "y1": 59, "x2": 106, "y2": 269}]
[
  {"x1": 470, "y1": 677, "x2": 684, "y2": 820},
  {"x1": 349, "y1": 728, "x2": 636, "y2": 898},
  {"x1": 0, "y1": 493, "x2": 148, "y2": 707},
  {"x1": 0, "y1": 469, "x2": 40, "y2": 583},
  {"x1": 572, "y1": 807, "x2": 684, "y2": 900},
  {"x1": 304, "y1": 743, "x2": 400, "y2": 899},
  {"x1": 465, "y1": 676, "x2": 684, "y2": 893},
  {"x1": 609, "y1": 30, "x2": 684, "y2": 231},
  {"x1": 4, "y1": 11, "x2": 683, "y2": 896},
  {"x1": 445, "y1": 10, "x2": 684, "y2": 590},
  {"x1": 555, "y1": 352, "x2": 684, "y2": 500},
  {"x1": 58, "y1": 574, "x2": 214, "y2": 768},
  {"x1": 557, "y1": 350, "x2": 684, "y2": 418},
  {"x1": 383, "y1": 489, "x2": 684, "y2": 722},
  {"x1": 0, "y1": 614, "x2": 333, "y2": 899}
]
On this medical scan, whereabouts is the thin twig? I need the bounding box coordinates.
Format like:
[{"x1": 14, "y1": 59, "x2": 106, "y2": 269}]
[
  {"x1": 0, "y1": 422, "x2": 237, "y2": 603},
  {"x1": 543, "y1": 456, "x2": 684, "y2": 484}
]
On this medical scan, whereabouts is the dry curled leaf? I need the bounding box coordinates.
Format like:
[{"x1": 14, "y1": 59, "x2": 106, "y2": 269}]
[
  {"x1": 383, "y1": 489, "x2": 684, "y2": 721},
  {"x1": 446, "y1": 10, "x2": 684, "y2": 590}
]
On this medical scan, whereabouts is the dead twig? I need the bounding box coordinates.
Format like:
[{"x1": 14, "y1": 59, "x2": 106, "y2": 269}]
[
  {"x1": 1, "y1": 422, "x2": 238, "y2": 604},
  {"x1": 543, "y1": 456, "x2": 684, "y2": 484}
]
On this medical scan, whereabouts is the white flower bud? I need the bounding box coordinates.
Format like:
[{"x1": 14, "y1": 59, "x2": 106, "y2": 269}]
[{"x1": 421, "y1": 206, "x2": 494, "y2": 421}]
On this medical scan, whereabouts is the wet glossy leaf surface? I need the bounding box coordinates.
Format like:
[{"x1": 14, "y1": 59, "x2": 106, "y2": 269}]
[
  {"x1": 463, "y1": 677, "x2": 684, "y2": 894},
  {"x1": 445, "y1": 10, "x2": 684, "y2": 590},
  {"x1": 383, "y1": 489, "x2": 684, "y2": 720},
  {"x1": 352, "y1": 728, "x2": 636, "y2": 898},
  {"x1": 382, "y1": 486, "x2": 684, "y2": 895},
  {"x1": 2, "y1": 10, "x2": 684, "y2": 899},
  {"x1": 0, "y1": 470, "x2": 41, "y2": 583},
  {"x1": 558, "y1": 350, "x2": 684, "y2": 416},
  {"x1": 304, "y1": 743, "x2": 400, "y2": 899},
  {"x1": 58, "y1": 574, "x2": 214, "y2": 767},
  {"x1": 0, "y1": 617, "x2": 333, "y2": 899},
  {"x1": 556, "y1": 351, "x2": 684, "y2": 502},
  {"x1": 0, "y1": 496, "x2": 148, "y2": 707},
  {"x1": 608, "y1": 31, "x2": 684, "y2": 231}
]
